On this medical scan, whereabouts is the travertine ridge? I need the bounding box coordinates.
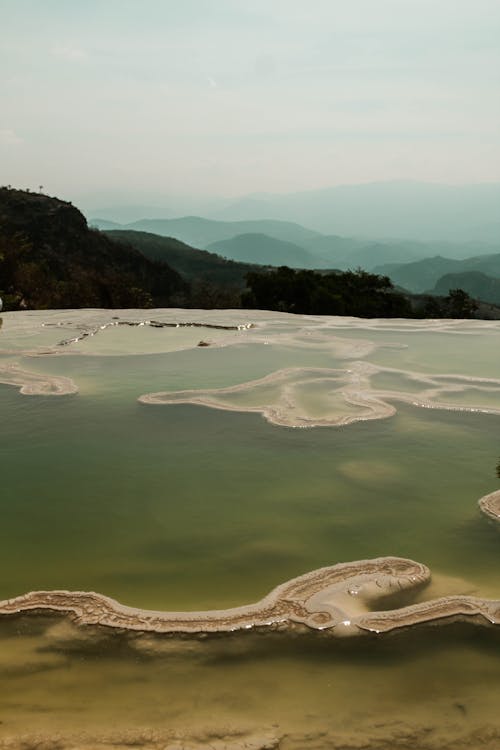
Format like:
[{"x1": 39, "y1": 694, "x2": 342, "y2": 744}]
[
  {"x1": 138, "y1": 362, "x2": 500, "y2": 427},
  {"x1": 479, "y1": 490, "x2": 500, "y2": 524},
  {"x1": 1, "y1": 547, "x2": 499, "y2": 637},
  {"x1": 0, "y1": 363, "x2": 77, "y2": 395}
]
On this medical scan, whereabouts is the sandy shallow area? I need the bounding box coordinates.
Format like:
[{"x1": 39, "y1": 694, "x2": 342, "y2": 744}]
[
  {"x1": 2, "y1": 724, "x2": 500, "y2": 750},
  {"x1": 1, "y1": 606, "x2": 500, "y2": 750},
  {"x1": 1, "y1": 620, "x2": 500, "y2": 750}
]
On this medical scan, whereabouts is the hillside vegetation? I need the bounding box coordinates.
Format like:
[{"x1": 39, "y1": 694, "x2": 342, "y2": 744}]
[
  {"x1": 106, "y1": 229, "x2": 258, "y2": 286},
  {"x1": 111, "y1": 228, "x2": 425, "y2": 317},
  {"x1": 0, "y1": 188, "x2": 187, "y2": 310},
  {"x1": 242, "y1": 267, "x2": 412, "y2": 317}
]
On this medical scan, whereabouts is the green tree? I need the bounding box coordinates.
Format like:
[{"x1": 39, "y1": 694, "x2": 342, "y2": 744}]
[{"x1": 445, "y1": 288, "x2": 478, "y2": 318}]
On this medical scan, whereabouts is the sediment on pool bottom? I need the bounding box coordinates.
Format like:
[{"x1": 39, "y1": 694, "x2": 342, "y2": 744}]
[
  {"x1": 1, "y1": 712, "x2": 500, "y2": 750},
  {"x1": 0, "y1": 730, "x2": 496, "y2": 750}
]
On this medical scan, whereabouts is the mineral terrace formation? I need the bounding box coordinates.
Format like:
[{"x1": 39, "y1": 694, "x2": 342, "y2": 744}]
[
  {"x1": 479, "y1": 490, "x2": 500, "y2": 524},
  {"x1": 1, "y1": 555, "x2": 499, "y2": 637}
]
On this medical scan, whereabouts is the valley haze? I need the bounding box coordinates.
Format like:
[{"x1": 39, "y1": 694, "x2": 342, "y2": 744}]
[
  {"x1": 86, "y1": 181, "x2": 500, "y2": 244},
  {"x1": 2, "y1": 1, "x2": 499, "y2": 242}
]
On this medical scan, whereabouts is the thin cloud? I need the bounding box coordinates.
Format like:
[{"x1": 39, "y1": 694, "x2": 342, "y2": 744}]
[
  {"x1": 0, "y1": 129, "x2": 23, "y2": 146},
  {"x1": 51, "y1": 45, "x2": 87, "y2": 61}
]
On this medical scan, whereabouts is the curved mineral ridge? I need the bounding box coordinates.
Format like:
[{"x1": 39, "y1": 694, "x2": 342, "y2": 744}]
[
  {"x1": 479, "y1": 490, "x2": 500, "y2": 524},
  {"x1": 138, "y1": 365, "x2": 396, "y2": 427},
  {"x1": 1, "y1": 556, "x2": 499, "y2": 637},
  {"x1": 139, "y1": 362, "x2": 500, "y2": 428},
  {"x1": 0, "y1": 363, "x2": 78, "y2": 395}
]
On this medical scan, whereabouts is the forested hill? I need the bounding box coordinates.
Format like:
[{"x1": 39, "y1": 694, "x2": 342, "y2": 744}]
[
  {"x1": 0, "y1": 188, "x2": 187, "y2": 310},
  {"x1": 375, "y1": 252, "x2": 500, "y2": 293},
  {"x1": 106, "y1": 229, "x2": 260, "y2": 287}
]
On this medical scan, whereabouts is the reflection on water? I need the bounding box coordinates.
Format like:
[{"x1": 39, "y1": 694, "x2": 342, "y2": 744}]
[{"x1": 1, "y1": 309, "x2": 500, "y2": 746}]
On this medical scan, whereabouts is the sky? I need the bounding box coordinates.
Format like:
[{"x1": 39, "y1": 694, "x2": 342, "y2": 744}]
[{"x1": 1, "y1": 0, "x2": 500, "y2": 208}]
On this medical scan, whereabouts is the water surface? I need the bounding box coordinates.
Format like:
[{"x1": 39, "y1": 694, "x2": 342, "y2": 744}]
[{"x1": 1, "y1": 309, "x2": 499, "y2": 748}]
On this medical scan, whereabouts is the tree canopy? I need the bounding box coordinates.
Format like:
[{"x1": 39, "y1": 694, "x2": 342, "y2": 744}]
[{"x1": 242, "y1": 266, "x2": 412, "y2": 318}]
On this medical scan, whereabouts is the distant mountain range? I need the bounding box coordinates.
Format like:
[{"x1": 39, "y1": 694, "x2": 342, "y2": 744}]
[
  {"x1": 299, "y1": 236, "x2": 497, "y2": 270},
  {"x1": 376, "y1": 253, "x2": 500, "y2": 293},
  {"x1": 91, "y1": 215, "x2": 498, "y2": 271},
  {"x1": 88, "y1": 181, "x2": 500, "y2": 243},
  {"x1": 92, "y1": 216, "x2": 319, "y2": 248},
  {"x1": 205, "y1": 233, "x2": 320, "y2": 269},
  {"x1": 431, "y1": 272, "x2": 500, "y2": 305},
  {"x1": 210, "y1": 181, "x2": 500, "y2": 242}
]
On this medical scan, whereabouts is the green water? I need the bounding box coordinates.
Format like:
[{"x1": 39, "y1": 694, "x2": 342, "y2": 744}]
[
  {"x1": 1, "y1": 310, "x2": 500, "y2": 748},
  {"x1": 1, "y1": 384, "x2": 498, "y2": 609},
  {"x1": 370, "y1": 370, "x2": 433, "y2": 393},
  {"x1": 336, "y1": 327, "x2": 500, "y2": 379},
  {"x1": 17, "y1": 342, "x2": 347, "y2": 400},
  {"x1": 436, "y1": 387, "x2": 500, "y2": 409}
]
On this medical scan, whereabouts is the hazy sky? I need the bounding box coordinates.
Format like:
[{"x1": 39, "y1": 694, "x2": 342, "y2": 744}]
[{"x1": 2, "y1": 0, "x2": 499, "y2": 205}]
